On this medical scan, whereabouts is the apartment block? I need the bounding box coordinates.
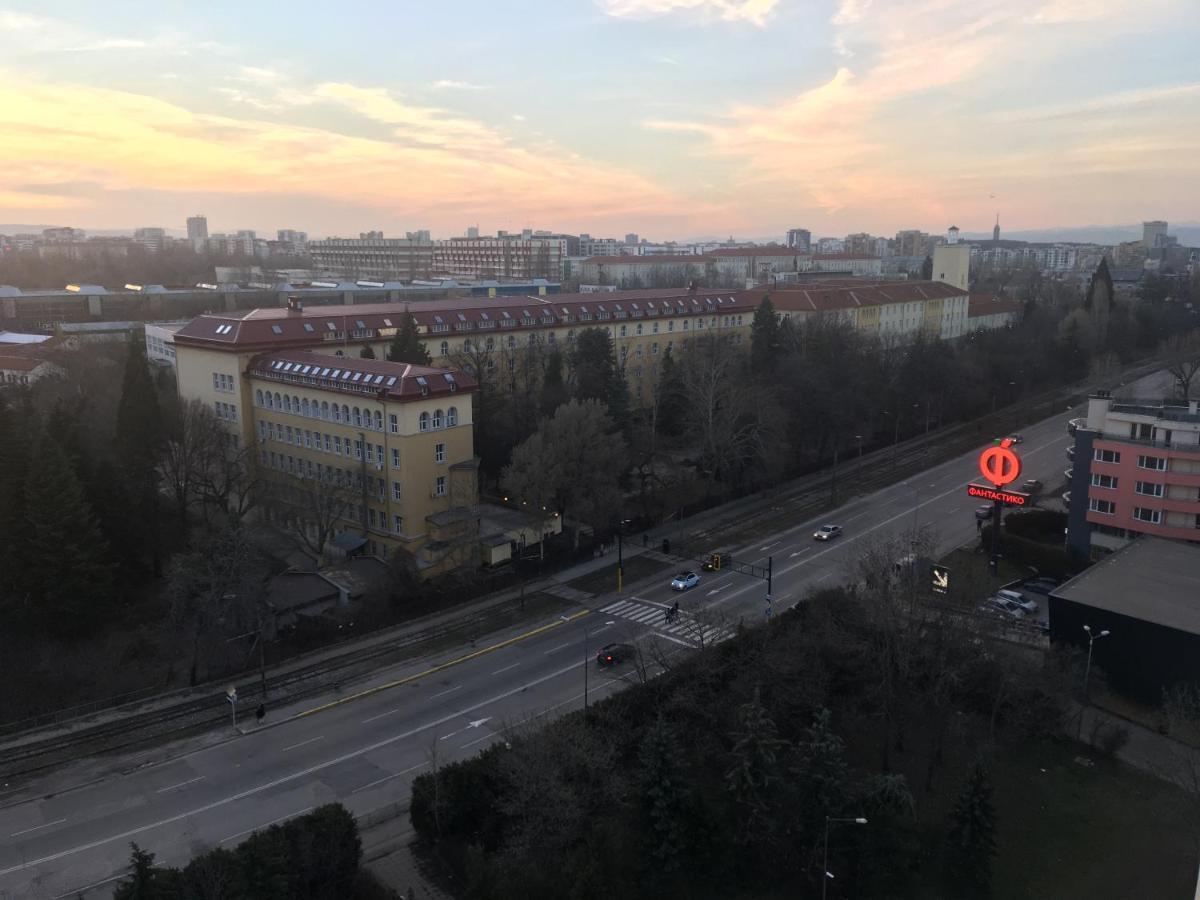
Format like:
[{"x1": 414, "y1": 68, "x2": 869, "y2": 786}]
[
  {"x1": 435, "y1": 236, "x2": 565, "y2": 280},
  {"x1": 309, "y1": 236, "x2": 435, "y2": 281}
]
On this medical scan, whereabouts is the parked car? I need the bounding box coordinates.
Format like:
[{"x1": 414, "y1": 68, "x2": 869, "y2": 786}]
[
  {"x1": 1021, "y1": 479, "x2": 1043, "y2": 494},
  {"x1": 985, "y1": 595, "x2": 1028, "y2": 618},
  {"x1": 813, "y1": 524, "x2": 843, "y2": 541},
  {"x1": 671, "y1": 571, "x2": 700, "y2": 591},
  {"x1": 995, "y1": 588, "x2": 1038, "y2": 614},
  {"x1": 596, "y1": 643, "x2": 636, "y2": 667},
  {"x1": 975, "y1": 504, "x2": 994, "y2": 520},
  {"x1": 1006, "y1": 433, "x2": 1024, "y2": 444},
  {"x1": 701, "y1": 550, "x2": 732, "y2": 572},
  {"x1": 1022, "y1": 576, "x2": 1061, "y2": 595}
]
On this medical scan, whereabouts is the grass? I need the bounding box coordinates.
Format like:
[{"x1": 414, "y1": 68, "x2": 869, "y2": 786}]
[
  {"x1": 988, "y1": 738, "x2": 1197, "y2": 899},
  {"x1": 566, "y1": 554, "x2": 674, "y2": 595}
]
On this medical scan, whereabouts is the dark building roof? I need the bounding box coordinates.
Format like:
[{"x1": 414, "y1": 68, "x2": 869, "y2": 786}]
[{"x1": 246, "y1": 350, "x2": 476, "y2": 403}]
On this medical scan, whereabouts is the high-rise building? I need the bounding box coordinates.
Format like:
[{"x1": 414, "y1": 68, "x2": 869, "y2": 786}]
[
  {"x1": 932, "y1": 226, "x2": 970, "y2": 290},
  {"x1": 1142, "y1": 221, "x2": 1168, "y2": 249},
  {"x1": 134, "y1": 227, "x2": 167, "y2": 253},
  {"x1": 786, "y1": 228, "x2": 811, "y2": 252},
  {"x1": 993, "y1": 214, "x2": 1000, "y2": 244},
  {"x1": 276, "y1": 229, "x2": 309, "y2": 256},
  {"x1": 466, "y1": 226, "x2": 479, "y2": 239},
  {"x1": 844, "y1": 232, "x2": 875, "y2": 255},
  {"x1": 186, "y1": 215, "x2": 208, "y2": 241},
  {"x1": 407, "y1": 230, "x2": 431, "y2": 242},
  {"x1": 895, "y1": 230, "x2": 929, "y2": 257},
  {"x1": 625, "y1": 233, "x2": 639, "y2": 246}
]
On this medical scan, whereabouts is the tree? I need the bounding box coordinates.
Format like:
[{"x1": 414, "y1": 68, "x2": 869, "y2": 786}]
[
  {"x1": 161, "y1": 397, "x2": 226, "y2": 530},
  {"x1": 115, "y1": 843, "x2": 163, "y2": 900},
  {"x1": 116, "y1": 341, "x2": 165, "y2": 577},
  {"x1": 945, "y1": 762, "x2": 997, "y2": 895},
  {"x1": 386, "y1": 309, "x2": 432, "y2": 365},
  {"x1": 359, "y1": 343, "x2": 376, "y2": 359},
  {"x1": 540, "y1": 348, "x2": 568, "y2": 416},
  {"x1": 267, "y1": 472, "x2": 356, "y2": 563},
  {"x1": 18, "y1": 430, "x2": 114, "y2": 637},
  {"x1": 503, "y1": 399, "x2": 627, "y2": 549},
  {"x1": 750, "y1": 294, "x2": 781, "y2": 375},
  {"x1": 920, "y1": 255, "x2": 933, "y2": 281},
  {"x1": 638, "y1": 715, "x2": 691, "y2": 873},
  {"x1": 724, "y1": 688, "x2": 787, "y2": 849},
  {"x1": 1161, "y1": 330, "x2": 1200, "y2": 399},
  {"x1": 570, "y1": 328, "x2": 625, "y2": 417}
]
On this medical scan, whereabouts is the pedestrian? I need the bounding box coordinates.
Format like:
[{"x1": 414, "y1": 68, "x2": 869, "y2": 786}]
[
  {"x1": 255, "y1": 703, "x2": 265, "y2": 725},
  {"x1": 976, "y1": 517, "x2": 983, "y2": 534}
]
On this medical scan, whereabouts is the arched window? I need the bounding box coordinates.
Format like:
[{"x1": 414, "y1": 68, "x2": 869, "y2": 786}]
[
  {"x1": 341, "y1": 404, "x2": 349, "y2": 423},
  {"x1": 332, "y1": 404, "x2": 342, "y2": 423},
  {"x1": 636, "y1": 323, "x2": 643, "y2": 335},
  {"x1": 283, "y1": 395, "x2": 292, "y2": 413},
  {"x1": 440, "y1": 341, "x2": 449, "y2": 357},
  {"x1": 619, "y1": 325, "x2": 627, "y2": 337},
  {"x1": 433, "y1": 409, "x2": 444, "y2": 429},
  {"x1": 353, "y1": 407, "x2": 362, "y2": 427},
  {"x1": 373, "y1": 410, "x2": 383, "y2": 431},
  {"x1": 302, "y1": 398, "x2": 310, "y2": 417},
  {"x1": 255, "y1": 389, "x2": 264, "y2": 406},
  {"x1": 274, "y1": 392, "x2": 282, "y2": 409},
  {"x1": 486, "y1": 337, "x2": 494, "y2": 351},
  {"x1": 321, "y1": 401, "x2": 329, "y2": 420},
  {"x1": 293, "y1": 396, "x2": 301, "y2": 412},
  {"x1": 419, "y1": 411, "x2": 430, "y2": 432},
  {"x1": 447, "y1": 406, "x2": 458, "y2": 426},
  {"x1": 507, "y1": 335, "x2": 516, "y2": 348}
]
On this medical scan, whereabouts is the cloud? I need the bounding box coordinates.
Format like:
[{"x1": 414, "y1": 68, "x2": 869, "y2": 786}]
[
  {"x1": 643, "y1": 0, "x2": 1200, "y2": 228},
  {"x1": 0, "y1": 73, "x2": 694, "y2": 229},
  {"x1": 0, "y1": 10, "x2": 208, "y2": 57},
  {"x1": 597, "y1": 0, "x2": 779, "y2": 26},
  {"x1": 511, "y1": 114, "x2": 527, "y2": 121},
  {"x1": 431, "y1": 80, "x2": 489, "y2": 91}
]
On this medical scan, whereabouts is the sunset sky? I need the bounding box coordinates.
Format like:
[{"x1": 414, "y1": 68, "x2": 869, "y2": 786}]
[{"x1": 1, "y1": 0, "x2": 1198, "y2": 240}]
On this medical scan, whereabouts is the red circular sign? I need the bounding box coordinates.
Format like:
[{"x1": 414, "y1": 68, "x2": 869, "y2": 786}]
[{"x1": 979, "y1": 439, "x2": 1022, "y2": 487}]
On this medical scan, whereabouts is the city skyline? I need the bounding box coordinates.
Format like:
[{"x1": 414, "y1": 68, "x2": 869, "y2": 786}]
[{"x1": 1, "y1": 0, "x2": 1198, "y2": 237}]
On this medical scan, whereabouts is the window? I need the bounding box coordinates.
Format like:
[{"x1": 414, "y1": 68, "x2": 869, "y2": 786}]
[
  {"x1": 419, "y1": 412, "x2": 430, "y2": 431},
  {"x1": 353, "y1": 407, "x2": 362, "y2": 427},
  {"x1": 447, "y1": 406, "x2": 458, "y2": 426},
  {"x1": 368, "y1": 508, "x2": 377, "y2": 528},
  {"x1": 653, "y1": 322, "x2": 659, "y2": 334},
  {"x1": 1093, "y1": 448, "x2": 1121, "y2": 464},
  {"x1": 1133, "y1": 506, "x2": 1162, "y2": 524},
  {"x1": 373, "y1": 410, "x2": 383, "y2": 431},
  {"x1": 1089, "y1": 498, "x2": 1116, "y2": 515},
  {"x1": 354, "y1": 439, "x2": 364, "y2": 460},
  {"x1": 668, "y1": 320, "x2": 674, "y2": 332},
  {"x1": 285, "y1": 425, "x2": 294, "y2": 444},
  {"x1": 334, "y1": 436, "x2": 343, "y2": 455},
  {"x1": 636, "y1": 323, "x2": 643, "y2": 335},
  {"x1": 324, "y1": 434, "x2": 331, "y2": 452},
  {"x1": 255, "y1": 389, "x2": 264, "y2": 406},
  {"x1": 393, "y1": 481, "x2": 402, "y2": 501},
  {"x1": 258, "y1": 420, "x2": 268, "y2": 440},
  {"x1": 304, "y1": 430, "x2": 312, "y2": 449},
  {"x1": 435, "y1": 476, "x2": 447, "y2": 497},
  {"x1": 433, "y1": 409, "x2": 444, "y2": 429},
  {"x1": 321, "y1": 401, "x2": 329, "y2": 420},
  {"x1": 619, "y1": 325, "x2": 627, "y2": 338},
  {"x1": 1091, "y1": 473, "x2": 1118, "y2": 489},
  {"x1": 1135, "y1": 481, "x2": 1164, "y2": 497},
  {"x1": 1138, "y1": 454, "x2": 1167, "y2": 471},
  {"x1": 302, "y1": 399, "x2": 310, "y2": 417},
  {"x1": 393, "y1": 514, "x2": 403, "y2": 535},
  {"x1": 391, "y1": 447, "x2": 400, "y2": 468},
  {"x1": 435, "y1": 442, "x2": 445, "y2": 463}
]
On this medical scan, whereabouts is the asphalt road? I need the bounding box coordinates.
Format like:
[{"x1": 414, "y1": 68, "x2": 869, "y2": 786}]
[{"x1": 0, "y1": 376, "x2": 1152, "y2": 899}]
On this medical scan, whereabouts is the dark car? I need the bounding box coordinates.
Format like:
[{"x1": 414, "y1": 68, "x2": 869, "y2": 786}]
[
  {"x1": 596, "y1": 643, "x2": 636, "y2": 667},
  {"x1": 975, "y1": 504, "x2": 994, "y2": 520},
  {"x1": 1021, "y1": 479, "x2": 1043, "y2": 494},
  {"x1": 1022, "y1": 577, "x2": 1061, "y2": 595}
]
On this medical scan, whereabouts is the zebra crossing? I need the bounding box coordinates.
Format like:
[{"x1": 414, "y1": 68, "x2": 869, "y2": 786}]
[{"x1": 600, "y1": 597, "x2": 736, "y2": 647}]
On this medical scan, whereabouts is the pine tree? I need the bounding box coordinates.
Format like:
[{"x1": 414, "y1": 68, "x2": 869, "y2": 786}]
[
  {"x1": 795, "y1": 708, "x2": 851, "y2": 822},
  {"x1": 945, "y1": 762, "x2": 997, "y2": 895},
  {"x1": 724, "y1": 688, "x2": 788, "y2": 847},
  {"x1": 116, "y1": 341, "x2": 165, "y2": 578},
  {"x1": 386, "y1": 309, "x2": 432, "y2": 365},
  {"x1": 359, "y1": 343, "x2": 376, "y2": 359},
  {"x1": 920, "y1": 255, "x2": 934, "y2": 281},
  {"x1": 750, "y1": 295, "x2": 781, "y2": 375},
  {"x1": 114, "y1": 843, "x2": 159, "y2": 900},
  {"x1": 540, "y1": 348, "x2": 568, "y2": 416},
  {"x1": 0, "y1": 400, "x2": 30, "y2": 611},
  {"x1": 638, "y1": 715, "x2": 690, "y2": 872},
  {"x1": 21, "y1": 430, "x2": 115, "y2": 636}
]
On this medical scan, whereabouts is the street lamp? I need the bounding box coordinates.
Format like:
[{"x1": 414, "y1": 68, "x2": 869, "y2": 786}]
[
  {"x1": 854, "y1": 434, "x2": 863, "y2": 461},
  {"x1": 823, "y1": 816, "x2": 868, "y2": 900},
  {"x1": 1082, "y1": 625, "x2": 1110, "y2": 701},
  {"x1": 561, "y1": 616, "x2": 615, "y2": 710}
]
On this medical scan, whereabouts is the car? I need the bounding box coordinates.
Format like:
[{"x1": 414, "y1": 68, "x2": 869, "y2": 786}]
[
  {"x1": 813, "y1": 524, "x2": 843, "y2": 541},
  {"x1": 1006, "y1": 433, "x2": 1024, "y2": 444},
  {"x1": 671, "y1": 571, "x2": 700, "y2": 591},
  {"x1": 995, "y1": 588, "x2": 1038, "y2": 614},
  {"x1": 596, "y1": 643, "x2": 636, "y2": 667},
  {"x1": 1022, "y1": 576, "x2": 1061, "y2": 595},
  {"x1": 975, "y1": 504, "x2": 994, "y2": 520},
  {"x1": 985, "y1": 595, "x2": 1027, "y2": 618},
  {"x1": 1021, "y1": 479, "x2": 1043, "y2": 494}
]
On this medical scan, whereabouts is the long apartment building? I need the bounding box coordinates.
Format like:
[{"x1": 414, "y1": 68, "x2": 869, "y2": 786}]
[
  {"x1": 173, "y1": 281, "x2": 997, "y2": 419},
  {"x1": 174, "y1": 315, "x2": 479, "y2": 570},
  {"x1": 1066, "y1": 391, "x2": 1200, "y2": 556},
  {"x1": 308, "y1": 236, "x2": 436, "y2": 281},
  {"x1": 434, "y1": 236, "x2": 566, "y2": 280}
]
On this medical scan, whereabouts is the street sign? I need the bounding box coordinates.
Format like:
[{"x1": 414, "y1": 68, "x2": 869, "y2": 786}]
[
  {"x1": 931, "y1": 565, "x2": 950, "y2": 595},
  {"x1": 225, "y1": 686, "x2": 237, "y2": 704},
  {"x1": 967, "y1": 483, "x2": 1030, "y2": 506},
  {"x1": 979, "y1": 438, "x2": 1022, "y2": 487}
]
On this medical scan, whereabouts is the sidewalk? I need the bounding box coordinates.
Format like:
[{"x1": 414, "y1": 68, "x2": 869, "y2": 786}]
[{"x1": 1072, "y1": 701, "x2": 1200, "y2": 793}]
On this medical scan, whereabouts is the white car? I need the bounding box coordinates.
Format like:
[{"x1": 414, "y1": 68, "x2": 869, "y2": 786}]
[
  {"x1": 671, "y1": 571, "x2": 700, "y2": 591},
  {"x1": 813, "y1": 524, "x2": 843, "y2": 541},
  {"x1": 995, "y1": 588, "x2": 1038, "y2": 614},
  {"x1": 985, "y1": 595, "x2": 1027, "y2": 618}
]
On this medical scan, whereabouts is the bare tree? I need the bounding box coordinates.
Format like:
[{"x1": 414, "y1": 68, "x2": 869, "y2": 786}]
[
  {"x1": 160, "y1": 398, "x2": 226, "y2": 529},
  {"x1": 265, "y1": 471, "x2": 355, "y2": 564},
  {"x1": 196, "y1": 443, "x2": 261, "y2": 525},
  {"x1": 1161, "y1": 331, "x2": 1200, "y2": 400}
]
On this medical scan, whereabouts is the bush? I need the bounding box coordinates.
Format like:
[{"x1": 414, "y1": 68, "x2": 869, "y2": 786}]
[
  {"x1": 981, "y1": 525, "x2": 1079, "y2": 578},
  {"x1": 1004, "y1": 509, "x2": 1068, "y2": 544}
]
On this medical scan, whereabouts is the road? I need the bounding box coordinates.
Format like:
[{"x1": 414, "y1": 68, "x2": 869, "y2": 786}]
[{"x1": 0, "y1": 377, "x2": 1140, "y2": 898}]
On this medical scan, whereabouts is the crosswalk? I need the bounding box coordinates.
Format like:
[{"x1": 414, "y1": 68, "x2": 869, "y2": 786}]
[{"x1": 600, "y1": 597, "x2": 736, "y2": 647}]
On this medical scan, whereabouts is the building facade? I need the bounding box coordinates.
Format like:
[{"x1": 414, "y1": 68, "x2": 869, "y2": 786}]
[
  {"x1": 434, "y1": 237, "x2": 565, "y2": 281},
  {"x1": 1066, "y1": 391, "x2": 1200, "y2": 556},
  {"x1": 709, "y1": 248, "x2": 809, "y2": 282},
  {"x1": 578, "y1": 255, "x2": 710, "y2": 287},
  {"x1": 785, "y1": 228, "x2": 812, "y2": 252},
  {"x1": 145, "y1": 321, "x2": 189, "y2": 368},
  {"x1": 309, "y1": 236, "x2": 436, "y2": 281},
  {"x1": 809, "y1": 254, "x2": 882, "y2": 276}
]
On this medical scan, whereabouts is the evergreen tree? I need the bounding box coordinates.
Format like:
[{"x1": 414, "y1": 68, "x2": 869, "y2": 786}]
[
  {"x1": 724, "y1": 688, "x2": 788, "y2": 848},
  {"x1": 570, "y1": 327, "x2": 629, "y2": 429},
  {"x1": 21, "y1": 430, "x2": 115, "y2": 636},
  {"x1": 920, "y1": 255, "x2": 934, "y2": 280},
  {"x1": 116, "y1": 341, "x2": 165, "y2": 578},
  {"x1": 386, "y1": 309, "x2": 432, "y2": 365},
  {"x1": 638, "y1": 715, "x2": 690, "y2": 872},
  {"x1": 0, "y1": 400, "x2": 30, "y2": 613},
  {"x1": 540, "y1": 348, "x2": 568, "y2": 416},
  {"x1": 114, "y1": 843, "x2": 160, "y2": 899},
  {"x1": 750, "y1": 295, "x2": 781, "y2": 375},
  {"x1": 654, "y1": 346, "x2": 685, "y2": 438},
  {"x1": 945, "y1": 762, "x2": 997, "y2": 895},
  {"x1": 795, "y1": 708, "x2": 851, "y2": 822},
  {"x1": 359, "y1": 343, "x2": 376, "y2": 359}
]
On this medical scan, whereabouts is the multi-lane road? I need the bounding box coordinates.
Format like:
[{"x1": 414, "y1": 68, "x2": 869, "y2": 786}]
[{"x1": 0, "y1": 376, "x2": 1146, "y2": 899}]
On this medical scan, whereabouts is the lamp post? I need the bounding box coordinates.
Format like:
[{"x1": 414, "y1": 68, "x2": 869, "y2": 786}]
[
  {"x1": 854, "y1": 434, "x2": 863, "y2": 461},
  {"x1": 561, "y1": 616, "x2": 615, "y2": 710},
  {"x1": 1082, "y1": 625, "x2": 1110, "y2": 701},
  {"x1": 823, "y1": 816, "x2": 868, "y2": 900}
]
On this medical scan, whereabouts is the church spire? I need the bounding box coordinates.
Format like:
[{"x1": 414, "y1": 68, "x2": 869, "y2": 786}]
[{"x1": 993, "y1": 213, "x2": 1000, "y2": 244}]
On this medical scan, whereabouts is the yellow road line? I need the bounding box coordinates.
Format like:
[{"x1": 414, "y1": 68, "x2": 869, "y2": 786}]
[{"x1": 289, "y1": 609, "x2": 591, "y2": 721}]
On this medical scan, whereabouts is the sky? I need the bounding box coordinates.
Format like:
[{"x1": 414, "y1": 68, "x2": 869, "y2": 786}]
[{"x1": 1, "y1": 0, "x2": 1198, "y2": 241}]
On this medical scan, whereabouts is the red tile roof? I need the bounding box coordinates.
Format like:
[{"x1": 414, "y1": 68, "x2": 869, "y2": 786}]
[
  {"x1": 709, "y1": 247, "x2": 804, "y2": 257},
  {"x1": 245, "y1": 350, "x2": 475, "y2": 403},
  {"x1": 0, "y1": 355, "x2": 49, "y2": 371},
  {"x1": 582, "y1": 255, "x2": 707, "y2": 264},
  {"x1": 764, "y1": 281, "x2": 965, "y2": 313},
  {"x1": 811, "y1": 253, "x2": 879, "y2": 260},
  {"x1": 967, "y1": 294, "x2": 1023, "y2": 317}
]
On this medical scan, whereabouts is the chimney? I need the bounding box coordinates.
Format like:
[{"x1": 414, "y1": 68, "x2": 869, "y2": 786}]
[{"x1": 287, "y1": 295, "x2": 303, "y2": 314}]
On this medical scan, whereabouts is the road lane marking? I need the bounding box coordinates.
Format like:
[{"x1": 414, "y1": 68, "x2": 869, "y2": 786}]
[
  {"x1": 492, "y1": 663, "x2": 521, "y2": 675},
  {"x1": 789, "y1": 548, "x2": 811, "y2": 558},
  {"x1": 707, "y1": 585, "x2": 729, "y2": 595},
  {"x1": 543, "y1": 641, "x2": 574, "y2": 654},
  {"x1": 460, "y1": 733, "x2": 496, "y2": 750},
  {"x1": 11, "y1": 818, "x2": 66, "y2": 838},
  {"x1": 351, "y1": 762, "x2": 429, "y2": 795},
  {"x1": 759, "y1": 541, "x2": 779, "y2": 551},
  {"x1": 280, "y1": 736, "x2": 324, "y2": 753},
  {"x1": 219, "y1": 807, "x2": 313, "y2": 845},
  {"x1": 362, "y1": 709, "x2": 400, "y2": 724},
  {"x1": 154, "y1": 776, "x2": 205, "y2": 794},
  {"x1": 431, "y1": 685, "x2": 462, "y2": 699}
]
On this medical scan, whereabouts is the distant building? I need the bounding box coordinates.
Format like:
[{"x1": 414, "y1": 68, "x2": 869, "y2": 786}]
[
  {"x1": 407, "y1": 230, "x2": 432, "y2": 242},
  {"x1": 134, "y1": 227, "x2": 167, "y2": 253},
  {"x1": 710, "y1": 247, "x2": 808, "y2": 282},
  {"x1": 624, "y1": 233, "x2": 639, "y2": 246},
  {"x1": 276, "y1": 229, "x2": 309, "y2": 255},
  {"x1": 993, "y1": 214, "x2": 1000, "y2": 244},
  {"x1": 933, "y1": 227, "x2": 970, "y2": 291},
  {"x1": 894, "y1": 230, "x2": 930, "y2": 258},
  {"x1": 466, "y1": 226, "x2": 479, "y2": 239},
  {"x1": 187, "y1": 215, "x2": 209, "y2": 242},
  {"x1": 1142, "y1": 221, "x2": 1169, "y2": 249},
  {"x1": 809, "y1": 254, "x2": 882, "y2": 276},
  {"x1": 435, "y1": 236, "x2": 565, "y2": 280},
  {"x1": 966, "y1": 294, "x2": 1021, "y2": 331},
  {"x1": 785, "y1": 228, "x2": 811, "y2": 252},
  {"x1": 844, "y1": 233, "x2": 875, "y2": 255},
  {"x1": 578, "y1": 255, "x2": 708, "y2": 287},
  {"x1": 578, "y1": 235, "x2": 622, "y2": 258},
  {"x1": 815, "y1": 237, "x2": 845, "y2": 254},
  {"x1": 309, "y1": 235, "x2": 435, "y2": 281},
  {"x1": 145, "y1": 321, "x2": 190, "y2": 368}
]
